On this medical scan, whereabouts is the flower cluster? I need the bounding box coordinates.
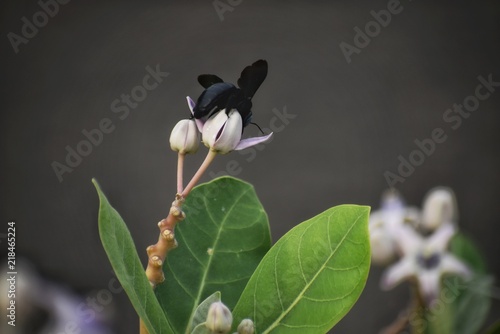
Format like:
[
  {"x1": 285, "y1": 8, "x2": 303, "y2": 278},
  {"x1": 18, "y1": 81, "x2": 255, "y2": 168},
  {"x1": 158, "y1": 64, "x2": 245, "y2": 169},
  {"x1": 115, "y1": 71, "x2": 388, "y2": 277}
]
[
  {"x1": 170, "y1": 97, "x2": 272, "y2": 155},
  {"x1": 168, "y1": 97, "x2": 273, "y2": 198},
  {"x1": 205, "y1": 301, "x2": 254, "y2": 334},
  {"x1": 369, "y1": 187, "x2": 471, "y2": 304}
]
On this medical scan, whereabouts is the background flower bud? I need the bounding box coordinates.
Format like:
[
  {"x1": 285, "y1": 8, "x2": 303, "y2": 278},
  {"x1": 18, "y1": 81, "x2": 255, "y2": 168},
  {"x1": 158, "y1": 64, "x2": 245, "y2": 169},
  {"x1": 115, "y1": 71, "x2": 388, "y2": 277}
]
[
  {"x1": 237, "y1": 318, "x2": 255, "y2": 334},
  {"x1": 169, "y1": 119, "x2": 199, "y2": 154},
  {"x1": 421, "y1": 187, "x2": 457, "y2": 231},
  {"x1": 205, "y1": 301, "x2": 233, "y2": 334}
]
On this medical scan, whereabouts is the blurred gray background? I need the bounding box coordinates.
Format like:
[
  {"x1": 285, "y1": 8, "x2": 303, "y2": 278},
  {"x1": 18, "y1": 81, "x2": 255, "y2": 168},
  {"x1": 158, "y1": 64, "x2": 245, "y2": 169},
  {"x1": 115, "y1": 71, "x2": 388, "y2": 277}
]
[{"x1": 1, "y1": 0, "x2": 499, "y2": 333}]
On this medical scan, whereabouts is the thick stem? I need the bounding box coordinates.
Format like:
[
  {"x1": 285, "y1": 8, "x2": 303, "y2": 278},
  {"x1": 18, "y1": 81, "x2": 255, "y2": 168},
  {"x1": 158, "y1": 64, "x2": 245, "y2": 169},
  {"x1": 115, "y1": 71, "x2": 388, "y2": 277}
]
[
  {"x1": 144, "y1": 194, "x2": 185, "y2": 288},
  {"x1": 181, "y1": 150, "x2": 217, "y2": 197},
  {"x1": 141, "y1": 150, "x2": 217, "y2": 332},
  {"x1": 177, "y1": 152, "x2": 185, "y2": 194}
]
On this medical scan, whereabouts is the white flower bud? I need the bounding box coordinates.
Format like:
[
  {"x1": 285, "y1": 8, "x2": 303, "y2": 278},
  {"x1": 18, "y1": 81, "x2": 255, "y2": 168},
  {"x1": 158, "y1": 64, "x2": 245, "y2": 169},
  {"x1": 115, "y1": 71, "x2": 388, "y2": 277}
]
[
  {"x1": 421, "y1": 188, "x2": 457, "y2": 231},
  {"x1": 205, "y1": 301, "x2": 233, "y2": 334},
  {"x1": 202, "y1": 110, "x2": 242, "y2": 154},
  {"x1": 237, "y1": 319, "x2": 255, "y2": 334},
  {"x1": 169, "y1": 119, "x2": 199, "y2": 154}
]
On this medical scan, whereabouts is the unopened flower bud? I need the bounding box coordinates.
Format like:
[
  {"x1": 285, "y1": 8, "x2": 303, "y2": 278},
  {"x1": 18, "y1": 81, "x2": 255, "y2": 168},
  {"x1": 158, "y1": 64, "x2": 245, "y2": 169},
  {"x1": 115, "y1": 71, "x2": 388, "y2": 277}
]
[
  {"x1": 169, "y1": 119, "x2": 199, "y2": 154},
  {"x1": 202, "y1": 109, "x2": 242, "y2": 154},
  {"x1": 369, "y1": 227, "x2": 396, "y2": 265},
  {"x1": 237, "y1": 319, "x2": 254, "y2": 334},
  {"x1": 421, "y1": 188, "x2": 457, "y2": 231},
  {"x1": 206, "y1": 301, "x2": 233, "y2": 334}
]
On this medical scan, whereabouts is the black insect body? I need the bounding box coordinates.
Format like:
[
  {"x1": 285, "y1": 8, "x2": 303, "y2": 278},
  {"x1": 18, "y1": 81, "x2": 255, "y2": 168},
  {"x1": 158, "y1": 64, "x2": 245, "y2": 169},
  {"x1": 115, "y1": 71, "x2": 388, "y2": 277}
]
[{"x1": 193, "y1": 59, "x2": 268, "y2": 128}]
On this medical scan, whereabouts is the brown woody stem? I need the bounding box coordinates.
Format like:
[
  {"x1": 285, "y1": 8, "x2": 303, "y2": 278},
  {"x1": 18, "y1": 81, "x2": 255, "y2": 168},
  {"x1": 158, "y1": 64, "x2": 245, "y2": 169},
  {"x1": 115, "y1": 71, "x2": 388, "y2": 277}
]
[
  {"x1": 145, "y1": 194, "x2": 185, "y2": 288},
  {"x1": 141, "y1": 149, "x2": 217, "y2": 333}
]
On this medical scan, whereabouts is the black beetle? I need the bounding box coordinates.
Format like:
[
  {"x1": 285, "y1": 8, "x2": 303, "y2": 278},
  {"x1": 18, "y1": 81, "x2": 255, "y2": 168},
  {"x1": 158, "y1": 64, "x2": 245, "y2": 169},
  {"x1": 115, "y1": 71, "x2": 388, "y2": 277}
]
[{"x1": 193, "y1": 59, "x2": 268, "y2": 128}]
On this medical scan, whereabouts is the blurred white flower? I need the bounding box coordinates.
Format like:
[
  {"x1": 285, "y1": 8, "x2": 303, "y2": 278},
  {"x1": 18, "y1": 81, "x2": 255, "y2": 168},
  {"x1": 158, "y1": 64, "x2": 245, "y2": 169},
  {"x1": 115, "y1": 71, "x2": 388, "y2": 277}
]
[
  {"x1": 381, "y1": 223, "x2": 471, "y2": 304},
  {"x1": 237, "y1": 318, "x2": 255, "y2": 334}
]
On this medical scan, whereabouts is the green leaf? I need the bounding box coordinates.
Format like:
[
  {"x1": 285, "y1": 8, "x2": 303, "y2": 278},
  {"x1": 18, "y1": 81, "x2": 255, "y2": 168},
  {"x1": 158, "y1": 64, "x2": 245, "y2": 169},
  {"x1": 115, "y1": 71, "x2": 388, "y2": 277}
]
[
  {"x1": 448, "y1": 233, "x2": 493, "y2": 334},
  {"x1": 93, "y1": 179, "x2": 174, "y2": 334},
  {"x1": 191, "y1": 291, "x2": 221, "y2": 331},
  {"x1": 449, "y1": 233, "x2": 487, "y2": 274},
  {"x1": 422, "y1": 232, "x2": 493, "y2": 334},
  {"x1": 155, "y1": 176, "x2": 272, "y2": 334},
  {"x1": 232, "y1": 205, "x2": 371, "y2": 334}
]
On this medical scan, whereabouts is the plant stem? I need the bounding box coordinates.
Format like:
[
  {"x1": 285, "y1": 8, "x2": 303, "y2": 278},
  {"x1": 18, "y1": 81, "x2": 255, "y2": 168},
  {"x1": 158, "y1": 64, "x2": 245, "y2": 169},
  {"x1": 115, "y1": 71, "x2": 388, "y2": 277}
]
[
  {"x1": 177, "y1": 152, "x2": 185, "y2": 194},
  {"x1": 144, "y1": 194, "x2": 185, "y2": 287},
  {"x1": 141, "y1": 150, "x2": 217, "y2": 332},
  {"x1": 140, "y1": 319, "x2": 148, "y2": 334},
  {"x1": 181, "y1": 150, "x2": 217, "y2": 197}
]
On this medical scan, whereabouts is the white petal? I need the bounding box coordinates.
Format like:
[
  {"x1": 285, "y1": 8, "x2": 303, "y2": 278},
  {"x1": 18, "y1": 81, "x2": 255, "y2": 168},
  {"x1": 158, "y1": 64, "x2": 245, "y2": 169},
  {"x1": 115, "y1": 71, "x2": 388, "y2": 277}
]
[
  {"x1": 440, "y1": 254, "x2": 472, "y2": 279},
  {"x1": 393, "y1": 224, "x2": 423, "y2": 256},
  {"x1": 427, "y1": 223, "x2": 456, "y2": 252},
  {"x1": 422, "y1": 187, "x2": 457, "y2": 231},
  {"x1": 202, "y1": 110, "x2": 242, "y2": 154},
  {"x1": 417, "y1": 270, "x2": 441, "y2": 305},
  {"x1": 213, "y1": 110, "x2": 242, "y2": 154},
  {"x1": 202, "y1": 110, "x2": 228, "y2": 148},
  {"x1": 381, "y1": 258, "x2": 416, "y2": 290},
  {"x1": 234, "y1": 132, "x2": 273, "y2": 151}
]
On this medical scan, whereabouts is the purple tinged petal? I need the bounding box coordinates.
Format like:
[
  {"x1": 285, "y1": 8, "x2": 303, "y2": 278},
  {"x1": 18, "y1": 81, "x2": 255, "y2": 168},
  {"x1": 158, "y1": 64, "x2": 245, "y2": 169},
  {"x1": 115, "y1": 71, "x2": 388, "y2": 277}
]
[
  {"x1": 186, "y1": 96, "x2": 204, "y2": 132},
  {"x1": 234, "y1": 132, "x2": 273, "y2": 151},
  {"x1": 186, "y1": 96, "x2": 195, "y2": 115}
]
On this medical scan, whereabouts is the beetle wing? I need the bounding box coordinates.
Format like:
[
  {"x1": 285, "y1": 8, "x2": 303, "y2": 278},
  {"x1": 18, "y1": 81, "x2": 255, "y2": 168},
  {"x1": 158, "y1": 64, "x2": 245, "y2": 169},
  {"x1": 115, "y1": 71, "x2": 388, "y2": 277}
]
[
  {"x1": 198, "y1": 74, "x2": 224, "y2": 88},
  {"x1": 237, "y1": 59, "x2": 268, "y2": 99}
]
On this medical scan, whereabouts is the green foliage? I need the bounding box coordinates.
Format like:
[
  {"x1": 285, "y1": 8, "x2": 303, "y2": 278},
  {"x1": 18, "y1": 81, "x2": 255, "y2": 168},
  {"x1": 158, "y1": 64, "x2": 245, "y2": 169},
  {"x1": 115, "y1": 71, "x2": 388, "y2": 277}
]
[
  {"x1": 155, "y1": 177, "x2": 272, "y2": 334},
  {"x1": 95, "y1": 176, "x2": 372, "y2": 334},
  {"x1": 448, "y1": 233, "x2": 493, "y2": 334},
  {"x1": 420, "y1": 232, "x2": 493, "y2": 334},
  {"x1": 93, "y1": 179, "x2": 174, "y2": 334},
  {"x1": 232, "y1": 205, "x2": 371, "y2": 334}
]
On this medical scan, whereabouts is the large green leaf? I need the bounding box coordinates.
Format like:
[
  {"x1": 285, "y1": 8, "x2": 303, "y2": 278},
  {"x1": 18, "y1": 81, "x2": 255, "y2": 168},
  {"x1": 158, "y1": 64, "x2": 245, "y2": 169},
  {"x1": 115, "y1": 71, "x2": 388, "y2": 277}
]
[
  {"x1": 93, "y1": 179, "x2": 174, "y2": 334},
  {"x1": 155, "y1": 176, "x2": 272, "y2": 334},
  {"x1": 232, "y1": 205, "x2": 371, "y2": 334}
]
